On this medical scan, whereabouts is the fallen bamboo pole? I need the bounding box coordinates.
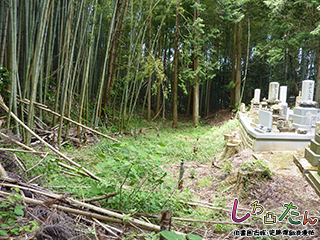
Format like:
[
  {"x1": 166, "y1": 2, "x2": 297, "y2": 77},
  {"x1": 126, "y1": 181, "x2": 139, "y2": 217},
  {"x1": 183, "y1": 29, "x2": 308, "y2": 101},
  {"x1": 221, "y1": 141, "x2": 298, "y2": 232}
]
[
  {"x1": 0, "y1": 186, "x2": 183, "y2": 234},
  {"x1": 0, "y1": 132, "x2": 35, "y2": 152},
  {"x1": 18, "y1": 98, "x2": 121, "y2": 143},
  {"x1": 83, "y1": 192, "x2": 117, "y2": 203},
  {"x1": 0, "y1": 147, "x2": 56, "y2": 160},
  {"x1": 0, "y1": 190, "x2": 122, "y2": 224},
  {"x1": 113, "y1": 210, "x2": 250, "y2": 226},
  {"x1": 50, "y1": 159, "x2": 89, "y2": 177},
  {"x1": 0, "y1": 97, "x2": 102, "y2": 181}
]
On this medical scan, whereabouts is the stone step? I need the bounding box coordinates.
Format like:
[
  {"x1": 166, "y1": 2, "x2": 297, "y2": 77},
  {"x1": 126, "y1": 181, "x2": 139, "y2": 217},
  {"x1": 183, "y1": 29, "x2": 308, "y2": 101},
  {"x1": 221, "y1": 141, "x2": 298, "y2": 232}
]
[
  {"x1": 315, "y1": 133, "x2": 320, "y2": 144},
  {"x1": 305, "y1": 171, "x2": 320, "y2": 198},
  {"x1": 293, "y1": 155, "x2": 317, "y2": 174},
  {"x1": 311, "y1": 139, "x2": 320, "y2": 155},
  {"x1": 305, "y1": 147, "x2": 320, "y2": 167}
]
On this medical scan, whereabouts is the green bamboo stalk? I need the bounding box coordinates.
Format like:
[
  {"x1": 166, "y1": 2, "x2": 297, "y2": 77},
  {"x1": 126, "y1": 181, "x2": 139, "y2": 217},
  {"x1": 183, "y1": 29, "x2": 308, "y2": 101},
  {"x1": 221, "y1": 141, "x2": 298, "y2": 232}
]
[
  {"x1": 26, "y1": 0, "x2": 53, "y2": 144},
  {"x1": 53, "y1": 1, "x2": 66, "y2": 126},
  {"x1": 93, "y1": 0, "x2": 119, "y2": 128},
  {"x1": 44, "y1": 4, "x2": 57, "y2": 108},
  {"x1": 7, "y1": 0, "x2": 19, "y2": 135},
  {"x1": 0, "y1": 7, "x2": 9, "y2": 67},
  {"x1": 65, "y1": 0, "x2": 87, "y2": 138},
  {"x1": 78, "y1": 0, "x2": 97, "y2": 138},
  {"x1": 0, "y1": 1, "x2": 4, "y2": 50},
  {"x1": 58, "y1": 0, "x2": 78, "y2": 146}
]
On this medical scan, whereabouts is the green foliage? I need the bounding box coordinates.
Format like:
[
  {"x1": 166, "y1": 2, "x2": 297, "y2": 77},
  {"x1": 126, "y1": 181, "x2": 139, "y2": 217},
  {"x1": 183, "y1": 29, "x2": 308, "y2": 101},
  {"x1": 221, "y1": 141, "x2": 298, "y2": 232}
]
[
  {"x1": 221, "y1": 160, "x2": 233, "y2": 175},
  {"x1": 0, "y1": 67, "x2": 11, "y2": 103},
  {"x1": 240, "y1": 159, "x2": 272, "y2": 179},
  {"x1": 198, "y1": 176, "x2": 214, "y2": 188},
  {"x1": 160, "y1": 231, "x2": 202, "y2": 240},
  {"x1": 94, "y1": 142, "x2": 175, "y2": 212},
  {"x1": 0, "y1": 188, "x2": 38, "y2": 237}
]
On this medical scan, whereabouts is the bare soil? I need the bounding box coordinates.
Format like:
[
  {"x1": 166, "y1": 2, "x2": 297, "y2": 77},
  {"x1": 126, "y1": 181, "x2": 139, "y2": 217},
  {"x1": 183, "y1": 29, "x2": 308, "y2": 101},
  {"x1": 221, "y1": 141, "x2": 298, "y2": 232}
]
[{"x1": 169, "y1": 147, "x2": 320, "y2": 239}]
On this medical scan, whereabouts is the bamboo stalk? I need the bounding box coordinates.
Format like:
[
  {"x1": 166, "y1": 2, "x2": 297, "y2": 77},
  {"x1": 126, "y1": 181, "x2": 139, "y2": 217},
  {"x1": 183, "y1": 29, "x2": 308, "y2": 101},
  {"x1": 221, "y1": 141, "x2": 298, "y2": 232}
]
[
  {"x1": 18, "y1": 98, "x2": 121, "y2": 143},
  {"x1": 0, "y1": 190, "x2": 122, "y2": 224},
  {"x1": 0, "y1": 148, "x2": 54, "y2": 155},
  {"x1": 13, "y1": 153, "x2": 26, "y2": 172},
  {"x1": 83, "y1": 192, "x2": 117, "y2": 203},
  {"x1": 50, "y1": 159, "x2": 89, "y2": 177},
  {"x1": 0, "y1": 96, "x2": 102, "y2": 181},
  {"x1": 25, "y1": 153, "x2": 48, "y2": 173},
  {"x1": 28, "y1": 174, "x2": 44, "y2": 183},
  {"x1": 0, "y1": 132, "x2": 35, "y2": 152},
  {"x1": 93, "y1": 218, "x2": 119, "y2": 237},
  {"x1": 0, "y1": 163, "x2": 8, "y2": 178},
  {"x1": 0, "y1": 185, "x2": 184, "y2": 234}
]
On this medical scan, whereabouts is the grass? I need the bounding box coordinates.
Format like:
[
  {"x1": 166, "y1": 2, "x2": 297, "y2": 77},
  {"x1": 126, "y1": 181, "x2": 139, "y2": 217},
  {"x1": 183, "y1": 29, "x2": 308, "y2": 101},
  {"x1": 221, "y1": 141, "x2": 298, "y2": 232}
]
[{"x1": 16, "y1": 117, "x2": 239, "y2": 234}]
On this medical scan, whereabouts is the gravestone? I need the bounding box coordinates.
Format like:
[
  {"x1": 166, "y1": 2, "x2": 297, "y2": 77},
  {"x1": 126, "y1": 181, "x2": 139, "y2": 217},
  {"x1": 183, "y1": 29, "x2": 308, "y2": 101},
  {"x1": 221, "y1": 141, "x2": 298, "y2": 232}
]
[
  {"x1": 254, "y1": 89, "x2": 261, "y2": 103},
  {"x1": 268, "y1": 82, "x2": 279, "y2": 104},
  {"x1": 259, "y1": 110, "x2": 272, "y2": 129},
  {"x1": 301, "y1": 80, "x2": 314, "y2": 102},
  {"x1": 279, "y1": 86, "x2": 288, "y2": 118},
  {"x1": 279, "y1": 86, "x2": 287, "y2": 103},
  {"x1": 299, "y1": 80, "x2": 317, "y2": 107}
]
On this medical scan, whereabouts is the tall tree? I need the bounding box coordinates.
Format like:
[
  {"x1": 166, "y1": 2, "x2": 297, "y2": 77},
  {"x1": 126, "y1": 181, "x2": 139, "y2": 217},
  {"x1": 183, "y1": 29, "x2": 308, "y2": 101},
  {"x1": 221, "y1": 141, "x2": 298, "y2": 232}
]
[
  {"x1": 235, "y1": 20, "x2": 242, "y2": 105},
  {"x1": 172, "y1": 0, "x2": 179, "y2": 128}
]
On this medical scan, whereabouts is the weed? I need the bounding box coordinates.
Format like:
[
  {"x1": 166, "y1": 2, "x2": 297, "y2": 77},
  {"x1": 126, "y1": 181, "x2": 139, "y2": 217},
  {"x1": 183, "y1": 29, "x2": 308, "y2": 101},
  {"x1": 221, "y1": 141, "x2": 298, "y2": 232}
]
[
  {"x1": 221, "y1": 160, "x2": 233, "y2": 175},
  {"x1": 189, "y1": 166, "x2": 196, "y2": 179},
  {"x1": 198, "y1": 176, "x2": 215, "y2": 188},
  {"x1": 0, "y1": 188, "x2": 38, "y2": 236},
  {"x1": 240, "y1": 159, "x2": 272, "y2": 179}
]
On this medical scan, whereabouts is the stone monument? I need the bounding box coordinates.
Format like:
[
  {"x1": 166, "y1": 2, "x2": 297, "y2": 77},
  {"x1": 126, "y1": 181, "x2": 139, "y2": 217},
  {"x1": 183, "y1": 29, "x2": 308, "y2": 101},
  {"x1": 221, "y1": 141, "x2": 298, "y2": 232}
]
[
  {"x1": 299, "y1": 80, "x2": 317, "y2": 107},
  {"x1": 288, "y1": 80, "x2": 320, "y2": 132},
  {"x1": 279, "y1": 86, "x2": 288, "y2": 118},
  {"x1": 251, "y1": 89, "x2": 261, "y2": 114},
  {"x1": 268, "y1": 82, "x2": 279, "y2": 104}
]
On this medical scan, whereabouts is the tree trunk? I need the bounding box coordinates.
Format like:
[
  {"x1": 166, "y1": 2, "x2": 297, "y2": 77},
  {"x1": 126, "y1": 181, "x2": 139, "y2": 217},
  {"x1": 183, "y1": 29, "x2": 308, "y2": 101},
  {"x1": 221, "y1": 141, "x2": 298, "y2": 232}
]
[
  {"x1": 192, "y1": 1, "x2": 199, "y2": 126},
  {"x1": 230, "y1": 23, "x2": 237, "y2": 107},
  {"x1": 172, "y1": 0, "x2": 179, "y2": 128},
  {"x1": 155, "y1": 33, "x2": 162, "y2": 117},
  {"x1": 147, "y1": 3, "x2": 152, "y2": 122},
  {"x1": 315, "y1": 42, "x2": 320, "y2": 105},
  {"x1": 0, "y1": 7, "x2": 9, "y2": 67},
  {"x1": 235, "y1": 21, "x2": 242, "y2": 106}
]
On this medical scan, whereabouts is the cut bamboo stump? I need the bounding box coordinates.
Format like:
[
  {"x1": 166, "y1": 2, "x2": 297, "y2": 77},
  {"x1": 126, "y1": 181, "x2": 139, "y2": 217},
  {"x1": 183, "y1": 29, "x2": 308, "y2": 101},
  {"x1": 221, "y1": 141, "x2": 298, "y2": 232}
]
[
  {"x1": 234, "y1": 168, "x2": 272, "y2": 194},
  {"x1": 220, "y1": 139, "x2": 244, "y2": 160}
]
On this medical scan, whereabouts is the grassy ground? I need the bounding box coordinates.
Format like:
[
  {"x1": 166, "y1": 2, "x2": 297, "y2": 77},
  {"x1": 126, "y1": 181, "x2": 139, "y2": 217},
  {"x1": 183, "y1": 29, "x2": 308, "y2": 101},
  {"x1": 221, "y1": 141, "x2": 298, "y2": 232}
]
[
  {"x1": 13, "y1": 117, "x2": 237, "y2": 236},
  {"x1": 8, "y1": 115, "x2": 320, "y2": 239}
]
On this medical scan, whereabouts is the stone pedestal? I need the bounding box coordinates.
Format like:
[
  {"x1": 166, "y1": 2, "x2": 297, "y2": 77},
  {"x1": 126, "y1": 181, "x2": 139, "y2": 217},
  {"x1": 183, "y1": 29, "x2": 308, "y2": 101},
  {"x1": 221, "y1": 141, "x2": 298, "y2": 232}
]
[{"x1": 288, "y1": 107, "x2": 320, "y2": 131}]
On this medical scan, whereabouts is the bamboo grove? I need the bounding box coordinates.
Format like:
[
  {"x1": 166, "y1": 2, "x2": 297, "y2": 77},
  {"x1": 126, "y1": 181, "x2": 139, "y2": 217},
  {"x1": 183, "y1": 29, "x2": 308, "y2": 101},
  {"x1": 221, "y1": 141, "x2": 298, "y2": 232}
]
[{"x1": 1, "y1": 0, "x2": 320, "y2": 146}]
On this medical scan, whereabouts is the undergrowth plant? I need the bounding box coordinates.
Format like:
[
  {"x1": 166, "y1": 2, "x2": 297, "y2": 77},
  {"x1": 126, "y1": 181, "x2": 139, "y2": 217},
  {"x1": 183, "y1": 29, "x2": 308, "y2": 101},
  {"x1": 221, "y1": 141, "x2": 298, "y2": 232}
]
[{"x1": 0, "y1": 188, "x2": 38, "y2": 236}]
